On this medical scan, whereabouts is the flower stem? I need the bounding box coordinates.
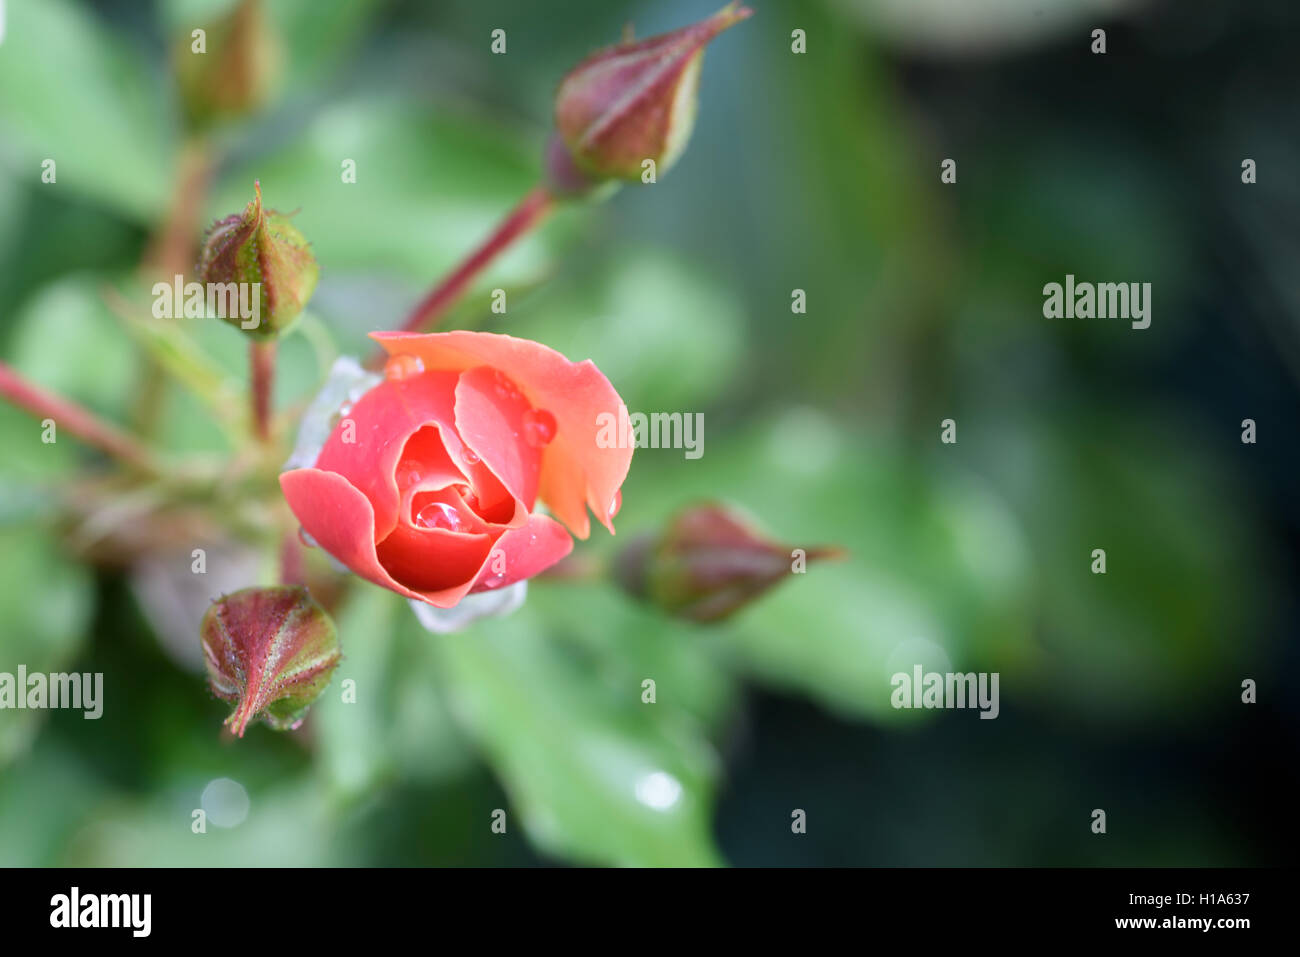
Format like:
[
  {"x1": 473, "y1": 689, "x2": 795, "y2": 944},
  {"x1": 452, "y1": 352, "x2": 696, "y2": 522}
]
[
  {"x1": 280, "y1": 529, "x2": 306, "y2": 585},
  {"x1": 250, "y1": 340, "x2": 277, "y2": 442},
  {"x1": 135, "y1": 137, "x2": 216, "y2": 439},
  {"x1": 369, "y1": 185, "x2": 555, "y2": 365},
  {"x1": 142, "y1": 136, "x2": 215, "y2": 281},
  {"x1": 0, "y1": 360, "x2": 161, "y2": 474}
]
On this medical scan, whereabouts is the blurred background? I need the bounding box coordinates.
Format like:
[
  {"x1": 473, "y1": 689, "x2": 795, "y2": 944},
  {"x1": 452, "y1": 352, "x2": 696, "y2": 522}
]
[{"x1": 0, "y1": 0, "x2": 1297, "y2": 866}]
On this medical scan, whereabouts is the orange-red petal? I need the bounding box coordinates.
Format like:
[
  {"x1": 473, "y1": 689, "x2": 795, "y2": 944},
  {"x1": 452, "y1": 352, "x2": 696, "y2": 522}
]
[{"x1": 372, "y1": 331, "x2": 632, "y2": 539}]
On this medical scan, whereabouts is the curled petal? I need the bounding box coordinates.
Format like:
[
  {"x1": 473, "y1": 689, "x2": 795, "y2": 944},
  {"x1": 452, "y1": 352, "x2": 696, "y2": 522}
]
[
  {"x1": 470, "y1": 512, "x2": 574, "y2": 592},
  {"x1": 372, "y1": 331, "x2": 632, "y2": 539},
  {"x1": 280, "y1": 467, "x2": 484, "y2": 608},
  {"x1": 313, "y1": 371, "x2": 464, "y2": 540},
  {"x1": 454, "y1": 365, "x2": 544, "y2": 511},
  {"x1": 376, "y1": 521, "x2": 493, "y2": 594}
]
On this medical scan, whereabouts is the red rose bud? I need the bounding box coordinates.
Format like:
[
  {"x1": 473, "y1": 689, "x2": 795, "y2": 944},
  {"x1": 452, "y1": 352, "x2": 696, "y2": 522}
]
[
  {"x1": 200, "y1": 585, "x2": 340, "y2": 737},
  {"x1": 615, "y1": 502, "x2": 846, "y2": 623},
  {"x1": 542, "y1": 131, "x2": 608, "y2": 199},
  {"x1": 554, "y1": 2, "x2": 752, "y2": 182},
  {"x1": 198, "y1": 181, "x2": 319, "y2": 339},
  {"x1": 174, "y1": 0, "x2": 281, "y2": 128}
]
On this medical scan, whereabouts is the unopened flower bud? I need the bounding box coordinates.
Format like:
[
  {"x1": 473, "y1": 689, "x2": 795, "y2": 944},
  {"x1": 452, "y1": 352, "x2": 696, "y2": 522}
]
[
  {"x1": 200, "y1": 585, "x2": 340, "y2": 736},
  {"x1": 615, "y1": 502, "x2": 845, "y2": 623},
  {"x1": 198, "y1": 181, "x2": 319, "y2": 339},
  {"x1": 554, "y1": 2, "x2": 752, "y2": 182},
  {"x1": 174, "y1": 0, "x2": 281, "y2": 128},
  {"x1": 542, "y1": 132, "x2": 607, "y2": 199}
]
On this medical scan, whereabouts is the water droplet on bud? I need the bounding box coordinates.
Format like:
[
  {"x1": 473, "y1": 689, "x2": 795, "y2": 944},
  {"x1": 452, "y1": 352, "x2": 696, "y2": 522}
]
[{"x1": 522, "y1": 408, "x2": 557, "y2": 447}]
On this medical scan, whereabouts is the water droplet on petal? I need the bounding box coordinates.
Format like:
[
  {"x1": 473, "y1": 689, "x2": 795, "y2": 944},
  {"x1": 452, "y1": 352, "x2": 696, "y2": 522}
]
[
  {"x1": 609, "y1": 489, "x2": 623, "y2": 518},
  {"x1": 397, "y1": 465, "x2": 422, "y2": 488},
  {"x1": 463, "y1": 448, "x2": 480, "y2": 466},
  {"x1": 492, "y1": 369, "x2": 522, "y2": 400},
  {"x1": 415, "y1": 501, "x2": 463, "y2": 532},
  {"x1": 522, "y1": 408, "x2": 557, "y2": 447},
  {"x1": 384, "y1": 354, "x2": 424, "y2": 381}
]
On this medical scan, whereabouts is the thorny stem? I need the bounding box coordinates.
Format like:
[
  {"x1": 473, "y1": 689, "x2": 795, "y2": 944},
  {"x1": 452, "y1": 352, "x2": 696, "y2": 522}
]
[
  {"x1": 250, "y1": 340, "x2": 277, "y2": 443},
  {"x1": 367, "y1": 184, "x2": 556, "y2": 366},
  {"x1": 0, "y1": 360, "x2": 162, "y2": 475}
]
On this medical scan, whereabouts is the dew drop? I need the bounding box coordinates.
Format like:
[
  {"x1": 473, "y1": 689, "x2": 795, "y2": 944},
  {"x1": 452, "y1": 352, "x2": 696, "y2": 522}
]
[
  {"x1": 609, "y1": 489, "x2": 623, "y2": 518},
  {"x1": 521, "y1": 408, "x2": 557, "y2": 447},
  {"x1": 462, "y1": 448, "x2": 480, "y2": 466},
  {"x1": 492, "y1": 369, "x2": 522, "y2": 400},
  {"x1": 415, "y1": 501, "x2": 463, "y2": 532},
  {"x1": 384, "y1": 354, "x2": 424, "y2": 381},
  {"x1": 397, "y1": 465, "x2": 422, "y2": 488}
]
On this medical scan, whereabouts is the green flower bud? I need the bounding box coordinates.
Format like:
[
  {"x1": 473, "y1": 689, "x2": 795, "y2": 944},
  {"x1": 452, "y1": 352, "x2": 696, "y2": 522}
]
[
  {"x1": 198, "y1": 182, "x2": 319, "y2": 339},
  {"x1": 615, "y1": 502, "x2": 845, "y2": 624},
  {"x1": 174, "y1": 0, "x2": 281, "y2": 129},
  {"x1": 554, "y1": 3, "x2": 752, "y2": 183},
  {"x1": 200, "y1": 585, "x2": 340, "y2": 737}
]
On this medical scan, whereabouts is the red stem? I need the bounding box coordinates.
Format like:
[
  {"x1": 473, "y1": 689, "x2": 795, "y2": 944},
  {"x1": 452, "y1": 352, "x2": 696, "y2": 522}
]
[
  {"x1": 280, "y1": 529, "x2": 306, "y2": 585},
  {"x1": 250, "y1": 340, "x2": 276, "y2": 442},
  {"x1": 368, "y1": 185, "x2": 555, "y2": 365},
  {"x1": 0, "y1": 360, "x2": 160, "y2": 473}
]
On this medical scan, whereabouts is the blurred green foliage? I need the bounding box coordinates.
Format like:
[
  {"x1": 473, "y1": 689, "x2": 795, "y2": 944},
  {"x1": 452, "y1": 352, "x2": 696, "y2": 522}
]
[{"x1": 0, "y1": 0, "x2": 1294, "y2": 866}]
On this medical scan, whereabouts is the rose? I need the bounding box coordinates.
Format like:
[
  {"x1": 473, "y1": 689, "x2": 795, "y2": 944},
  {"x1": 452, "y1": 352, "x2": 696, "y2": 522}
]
[{"x1": 281, "y1": 331, "x2": 632, "y2": 607}]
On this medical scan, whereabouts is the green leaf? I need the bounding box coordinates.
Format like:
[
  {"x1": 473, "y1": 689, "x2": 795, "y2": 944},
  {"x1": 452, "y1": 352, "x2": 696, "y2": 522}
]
[
  {"x1": 612, "y1": 408, "x2": 1035, "y2": 724},
  {"x1": 0, "y1": 525, "x2": 95, "y2": 767},
  {"x1": 975, "y1": 409, "x2": 1268, "y2": 723},
  {"x1": 0, "y1": 744, "x2": 109, "y2": 865},
  {"x1": 5, "y1": 274, "x2": 138, "y2": 421},
  {"x1": 0, "y1": 0, "x2": 175, "y2": 220},
  {"x1": 205, "y1": 97, "x2": 568, "y2": 350},
  {"x1": 434, "y1": 606, "x2": 723, "y2": 866},
  {"x1": 525, "y1": 584, "x2": 740, "y2": 734},
  {"x1": 0, "y1": 400, "x2": 77, "y2": 518},
  {"x1": 312, "y1": 584, "x2": 473, "y2": 803},
  {"x1": 514, "y1": 246, "x2": 745, "y2": 412}
]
